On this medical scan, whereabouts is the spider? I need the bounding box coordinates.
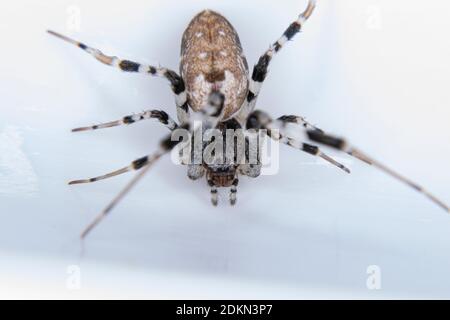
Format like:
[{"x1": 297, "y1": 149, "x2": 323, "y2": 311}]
[{"x1": 48, "y1": 0, "x2": 448, "y2": 238}]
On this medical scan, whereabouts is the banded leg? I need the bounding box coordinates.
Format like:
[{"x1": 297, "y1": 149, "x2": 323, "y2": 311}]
[
  {"x1": 47, "y1": 30, "x2": 189, "y2": 123},
  {"x1": 207, "y1": 177, "x2": 219, "y2": 206},
  {"x1": 69, "y1": 152, "x2": 163, "y2": 185},
  {"x1": 246, "y1": 110, "x2": 349, "y2": 174},
  {"x1": 78, "y1": 133, "x2": 183, "y2": 238},
  {"x1": 210, "y1": 186, "x2": 218, "y2": 206},
  {"x1": 307, "y1": 130, "x2": 450, "y2": 212},
  {"x1": 276, "y1": 115, "x2": 323, "y2": 133},
  {"x1": 72, "y1": 110, "x2": 178, "y2": 132},
  {"x1": 237, "y1": 0, "x2": 316, "y2": 121},
  {"x1": 268, "y1": 129, "x2": 350, "y2": 174},
  {"x1": 230, "y1": 178, "x2": 239, "y2": 205}
]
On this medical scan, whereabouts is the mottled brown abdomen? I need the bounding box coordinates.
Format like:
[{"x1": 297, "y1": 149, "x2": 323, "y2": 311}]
[{"x1": 180, "y1": 10, "x2": 249, "y2": 120}]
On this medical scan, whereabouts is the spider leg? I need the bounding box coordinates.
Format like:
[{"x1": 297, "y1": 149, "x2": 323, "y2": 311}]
[
  {"x1": 246, "y1": 110, "x2": 350, "y2": 174},
  {"x1": 79, "y1": 133, "x2": 183, "y2": 238},
  {"x1": 237, "y1": 0, "x2": 316, "y2": 121},
  {"x1": 306, "y1": 130, "x2": 450, "y2": 213},
  {"x1": 80, "y1": 162, "x2": 154, "y2": 239},
  {"x1": 276, "y1": 115, "x2": 324, "y2": 133},
  {"x1": 273, "y1": 115, "x2": 349, "y2": 172},
  {"x1": 47, "y1": 30, "x2": 189, "y2": 123},
  {"x1": 69, "y1": 153, "x2": 163, "y2": 185},
  {"x1": 72, "y1": 110, "x2": 178, "y2": 132},
  {"x1": 230, "y1": 178, "x2": 239, "y2": 205},
  {"x1": 68, "y1": 128, "x2": 184, "y2": 185},
  {"x1": 268, "y1": 129, "x2": 350, "y2": 174}
]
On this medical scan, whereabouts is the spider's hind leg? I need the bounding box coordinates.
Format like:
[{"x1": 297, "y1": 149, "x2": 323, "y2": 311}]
[{"x1": 47, "y1": 30, "x2": 190, "y2": 123}]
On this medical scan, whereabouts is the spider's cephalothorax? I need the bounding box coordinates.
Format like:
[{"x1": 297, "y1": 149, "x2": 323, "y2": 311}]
[{"x1": 48, "y1": 0, "x2": 449, "y2": 238}]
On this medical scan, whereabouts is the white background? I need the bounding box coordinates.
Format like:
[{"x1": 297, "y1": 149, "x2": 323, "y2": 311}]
[{"x1": 0, "y1": 0, "x2": 450, "y2": 299}]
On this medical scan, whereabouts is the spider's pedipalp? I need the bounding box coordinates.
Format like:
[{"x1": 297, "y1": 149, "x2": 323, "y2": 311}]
[
  {"x1": 209, "y1": 179, "x2": 219, "y2": 206},
  {"x1": 72, "y1": 109, "x2": 178, "y2": 132},
  {"x1": 229, "y1": 178, "x2": 239, "y2": 205},
  {"x1": 307, "y1": 130, "x2": 450, "y2": 213},
  {"x1": 68, "y1": 153, "x2": 164, "y2": 186},
  {"x1": 210, "y1": 188, "x2": 218, "y2": 206},
  {"x1": 47, "y1": 30, "x2": 190, "y2": 123}
]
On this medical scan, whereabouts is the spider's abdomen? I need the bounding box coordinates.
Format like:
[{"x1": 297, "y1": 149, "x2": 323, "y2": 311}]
[{"x1": 180, "y1": 10, "x2": 249, "y2": 120}]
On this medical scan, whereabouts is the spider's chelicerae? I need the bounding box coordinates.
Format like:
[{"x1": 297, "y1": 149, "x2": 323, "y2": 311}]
[{"x1": 48, "y1": 0, "x2": 448, "y2": 238}]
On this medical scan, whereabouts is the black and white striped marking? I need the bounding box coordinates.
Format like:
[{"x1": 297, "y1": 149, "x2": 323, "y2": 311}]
[
  {"x1": 71, "y1": 130, "x2": 187, "y2": 238},
  {"x1": 72, "y1": 110, "x2": 178, "y2": 132},
  {"x1": 238, "y1": 0, "x2": 316, "y2": 121},
  {"x1": 245, "y1": 109, "x2": 349, "y2": 173},
  {"x1": 47, "y1": 30, "x2": 189, "y2": 124},
  {"x1": 276, "y1": 115, "x2": 324, "y2": 133},
  {"x1": 307, "y1": 130, "x2": 450, "y2": 212},
  {"x1": 267, "y1": 127, "x2": 350, "y2": 174},
  {"x1": 230, "y1": 178, "x2": 239, "y2": 205}
]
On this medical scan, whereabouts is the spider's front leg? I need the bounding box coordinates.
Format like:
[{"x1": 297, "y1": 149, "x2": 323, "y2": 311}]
[
  {"x1": 71, "y1": 109, "x2": 178, "y2": 132},
  {"x1": 246, "y1": 110, "x2": 350, "y2": 174},
  {"x1": 237, "y1": 0, "x2": 316, "y2": 121},
  {"x1": 47, "y1": 31, "x2": 189, "y2": 123}
]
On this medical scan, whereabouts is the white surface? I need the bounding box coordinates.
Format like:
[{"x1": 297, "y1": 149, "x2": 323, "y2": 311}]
[{"x1": 1, "y1": 0, "x2": 450, "y2": 299}]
